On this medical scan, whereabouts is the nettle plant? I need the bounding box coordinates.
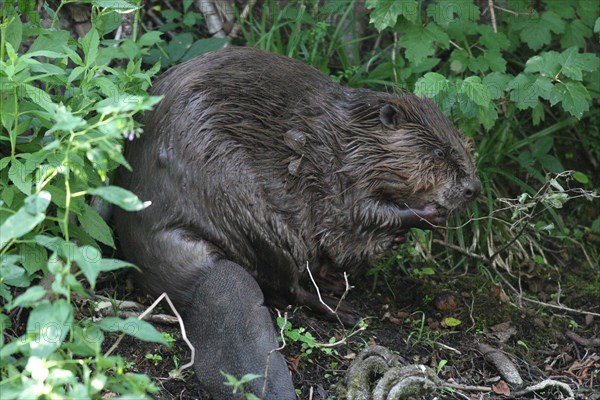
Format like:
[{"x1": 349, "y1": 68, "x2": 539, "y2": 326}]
[{"x1": 0, "y1": 2, "x2": 168, "y2": 398}]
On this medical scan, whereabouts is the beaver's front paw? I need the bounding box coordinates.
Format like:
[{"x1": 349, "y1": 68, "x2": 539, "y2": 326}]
[{"x1": 339, "y1": 345, "x2": 440, "y2": 400}]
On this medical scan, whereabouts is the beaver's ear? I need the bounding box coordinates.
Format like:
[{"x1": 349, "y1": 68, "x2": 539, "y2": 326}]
[{"x1": 379, "y1": 104, "x2": 405, "y2": 129}]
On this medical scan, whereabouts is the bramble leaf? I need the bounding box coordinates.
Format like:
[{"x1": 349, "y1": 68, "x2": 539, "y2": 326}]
[
  {"x1": 519, "y1": 11, "x2": 565, "y2": 51},
  {"x1": 460, "y1": 76, "x2": 491, "y2": 108},
  {"x1": 558, "y1": 47, "x2": 600, "y2": 81},
  {"x1": 366, "y1": 0, "x2": 418, "y2": 31},
  {"x1": 483, "y1": 72, "x2": 512, "y2": 100},
  {"x1": 426, "y1": 0, "x2": 479, "y2": 26},
  {"x1": 398, "y1": 22, "x2": 449, "y2": 64},
  {"x1": 414, "y1": 72, "x2": 448, "y2": 98},
  {"x1": 548, "y1": 81, "x2": 591, "y2": 118},
  {"x1": 525, "y1": 51, "x2": 561, "y2": 78},
  {"x1": 561, "y1": 19, "x2": 592, "y2": 48}
]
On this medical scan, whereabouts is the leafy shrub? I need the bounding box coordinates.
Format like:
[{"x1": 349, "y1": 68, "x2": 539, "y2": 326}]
[{"x1": 0, "y1": 2, "x2": 168, "y2": 398}]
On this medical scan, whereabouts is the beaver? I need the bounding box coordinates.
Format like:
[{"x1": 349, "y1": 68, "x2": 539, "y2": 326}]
[{"x1": 114, "y1": 47, "x2": 480, "y2": 399}]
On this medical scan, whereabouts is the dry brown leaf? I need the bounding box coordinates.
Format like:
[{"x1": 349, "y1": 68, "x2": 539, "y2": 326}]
[{"x1": 492, "y1": 380, "x2": 510, "y2": 395}]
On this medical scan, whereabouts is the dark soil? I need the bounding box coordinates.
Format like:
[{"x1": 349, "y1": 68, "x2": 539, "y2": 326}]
[{"x1": 98, "y1": 250, "x2": 600, "y2": 400}]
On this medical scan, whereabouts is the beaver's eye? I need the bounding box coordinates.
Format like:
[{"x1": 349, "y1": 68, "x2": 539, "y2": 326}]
[{"x1": 433, "y1": 148, "x2": 445, "y2": 159}]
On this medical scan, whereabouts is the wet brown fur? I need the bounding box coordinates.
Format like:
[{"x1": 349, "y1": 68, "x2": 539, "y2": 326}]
[{"x1": 115, "y1": 47, "x2": 479, "y2": 311}]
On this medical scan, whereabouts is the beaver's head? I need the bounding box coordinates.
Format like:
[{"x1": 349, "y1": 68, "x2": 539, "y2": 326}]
[{"x1": 343, "y1": 92, "x2": 480, "y2": 227}]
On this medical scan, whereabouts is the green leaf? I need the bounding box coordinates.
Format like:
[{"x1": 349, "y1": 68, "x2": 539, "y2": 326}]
[
  {"x1": 532, "y1": 135, "x2": 552, "y2": 157},
  {"x1": 558, "y1": 47, "x2": 599, "y2": 81},
  {"x1": 533, "y1": 77, "x2": 554, "y2": 101},
  {"x1": 78, "y1": 204, "x2": 115, "y2": 248},
  {"x1": 167, "y1": 33, "x2": 193, "y2": 62},
  {"x1": 5, "y1": 14, "x2": 23, "y2": 51},
  {"x1": 80, "y1": 28, "x2": 100, "y2": 67},
  {"x1": 532, "y1": 102, "x2": 545, "y2": 126},
  {"x1": 21, "y1": 243, "x2": 48, "y2": 275},
  {"x1": 73, "y1": 246, "x2": 133, "y2": 288},
  {"x1": 578, "y1": 0, "x2": 599, "y2": 28},
  {"x1": 519, "y1": 11, "x2": 565, "y2": 51},
  {"x1": 594, "y1": 17, "x2": 600, "y2": 33},
  {"x1": 537, "y1": 154, "x2": 564, "y2": 173},
  {"x1": 91, "y1": 0, "x2": 137, "y2": 9},
  {"x1": 483, "y1": 72, "x2": 512, "y2": 100},
  {"x1": 443, "y1": 317, "x2": 462, "y2": 327},
  {"x1": 67, "y1": 325, "x2": 104, "y2": 356},
  {"x1": 22, "y1": 50, "x2": 67, "y2": 59},
  {"x1": 9, "y1": 286, "x2": 46, "y2": 310},
  {"x1": 97, "y1": 317, "x2": 168, "y2": 344},
  {"x1": 549, "y1": 81, "x2": 591, "y2": 118},
  {"x1": 572, "y1": 171, "x2": 589, "y2": 184},
  {"x1": 68, "y1": 66, "x2": 85, "y2": 85},
  {"x1": 88, "y1": 186, "x2": 150, "y2": 211},
  {"x1": 478, "y1": 27, "x2": 510, "y2": 53},
  {"x1": 460, "y1": 76, "x2": 490, "y2": 108},
  {"x1": 561, "y1": 19, "x2": 593, "y2": 48},
  {"x1": 525, "y1": 51, "x2": 561, "y2": 78},
  {"x1": 398, "y1": 22, "x2": 449, "y2": 65},
  {"x1": 47, "y1": 103, "x2": 87, "y2": 133},
  {"x1": 8, "y1": 158, "x2": 32, "y2": 195},
  {"x1": 0, "y1": 255, "x2": 29, "y2": 290},
  {"x1": 414, "y1": 72, "x2": 448, "y2": 98},
  {"x1": 475, "y1": 50, "x2": 506, "y2": 73},
  {"x1": 29, "y1": 30, "x2": 70, "y2": 54},
  {"x1": 24, "y1": 84, "x2": 55, "y2": 113},
  {"x1": 95, "y1": 94, "x2": 162, "y2": 114},
  {"x1": 0, "y1": 192, "x2": 50, "y2": 247},
  {"x1": 181, "y1": 38, "x2": 228, "y2": 62},
  {"x1": 426, "y1": 0, "x2": 480, "y2": 26},
  {"x1": 2, "y1": 185, "x2": 15, "y2": 206},
  {"x1": 366, "y1": 0, "x2": 417, "y2": 31},
  {"x1": 507, "y1": 73, "x2": 540, "y2": 110},
  {"x1": 138, "y1": 31, "x2": 164, "y2": 47},
  {"x1": 27, "y1": 300, "x2": 74, "y2": 358}
]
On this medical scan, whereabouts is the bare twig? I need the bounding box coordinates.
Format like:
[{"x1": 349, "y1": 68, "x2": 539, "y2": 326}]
[
  {"x1": 512, "y1": 379, "x2": 575, "y2": 398},
  {"x1": 488, "y1": 0, "x2": 498, "y2": 32},
  {"x1": 334, "y1": 272, "x2": 352, "y2": 314},
  {"x1": 306, "y1": 262, "x2": 336, "y2": 316},
  {"x1": 442, "y1": 382, "x2": 492, "y2": 392},
  {"x1": 435, "y1": 341, "x2": 462, "y2": 355},
  {"x1": 564, "y1": 330, "x2": 600, "y2": 347},
  {"x1": 311, "y1": 325, "x2": 366, "y2": 348},
  {"x1": 104, "y1": 293, "x2": 195, "y2": 373},
  {"x1": 433, "y1": 239, "x2": 490, "y2": 265},
  {"x1": 262, "y1": 310, "x2": 288, "y2": 399},
  {"x1": 520, "y1": 297, "x2": 600, "y2": 318}
]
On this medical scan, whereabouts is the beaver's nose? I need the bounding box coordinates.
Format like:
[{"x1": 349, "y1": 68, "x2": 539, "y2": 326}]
[{"x1": 463, "y1": 179, "x2": 481, "y2": 200}]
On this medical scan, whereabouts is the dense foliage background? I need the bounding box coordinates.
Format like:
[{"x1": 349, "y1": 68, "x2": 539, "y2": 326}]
[{"x1": 1, "y1": 0, "x2": 598, "y2": 398}]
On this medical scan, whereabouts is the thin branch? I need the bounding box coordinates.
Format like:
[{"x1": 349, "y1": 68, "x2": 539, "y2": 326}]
[
  {"x1": 488, "y1": 0, "x2": 498, "y2": 33},
  {"x1": 104, "y1": 293, "x2": 195, "y2": 373},
  {"x1": 306, "y1": 262, "x2": 336, "y2": 316},
  {"x1": 262, "y1": 310, "x2": 288, "y2": 399},
  {"x1": 520, "y1": 297, "x2": 600, "y2": 318}
]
